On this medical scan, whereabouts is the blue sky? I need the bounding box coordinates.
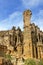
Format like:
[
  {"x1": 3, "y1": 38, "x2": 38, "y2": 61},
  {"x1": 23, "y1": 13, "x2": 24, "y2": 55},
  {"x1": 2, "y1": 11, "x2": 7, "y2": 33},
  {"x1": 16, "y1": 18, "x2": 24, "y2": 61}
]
[{"x1": 0, "y1": 0, "x2": 43, "y2": 31}]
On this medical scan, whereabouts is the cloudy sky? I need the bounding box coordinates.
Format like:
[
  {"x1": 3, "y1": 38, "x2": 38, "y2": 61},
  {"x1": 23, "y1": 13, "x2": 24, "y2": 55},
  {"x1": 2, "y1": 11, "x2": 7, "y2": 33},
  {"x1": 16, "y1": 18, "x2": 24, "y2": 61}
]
[{"x1": 0, "y1": 0, "x2": 43, "y2": 31}]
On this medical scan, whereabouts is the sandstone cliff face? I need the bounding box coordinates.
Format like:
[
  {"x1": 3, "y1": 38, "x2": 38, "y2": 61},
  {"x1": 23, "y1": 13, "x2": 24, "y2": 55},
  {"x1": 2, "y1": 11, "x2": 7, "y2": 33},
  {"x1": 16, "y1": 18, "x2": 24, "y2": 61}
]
[{"x1": 0, "y1": 10, "x2": 43, "y2": 64}]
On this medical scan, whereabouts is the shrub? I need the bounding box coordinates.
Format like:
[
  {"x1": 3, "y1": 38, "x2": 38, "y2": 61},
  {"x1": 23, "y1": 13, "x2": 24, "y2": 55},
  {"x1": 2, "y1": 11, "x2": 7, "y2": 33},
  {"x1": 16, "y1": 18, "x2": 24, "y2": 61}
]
[
  {"x1": 24, "y1": 59, "x2": 36, "y2": 65},
  {"x1": 38, "y1": 59, "x2": 43, "y2": 65}
]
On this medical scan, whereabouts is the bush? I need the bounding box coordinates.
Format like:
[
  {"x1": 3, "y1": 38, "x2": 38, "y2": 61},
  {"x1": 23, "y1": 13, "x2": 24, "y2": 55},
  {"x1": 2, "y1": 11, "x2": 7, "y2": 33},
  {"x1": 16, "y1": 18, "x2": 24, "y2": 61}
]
[
  {"x1": 24, "y1": 59, "x2": 36, "y2": 65},
  {"x1": 38, "y1": 59, "x2": 43, "y2": 65}
]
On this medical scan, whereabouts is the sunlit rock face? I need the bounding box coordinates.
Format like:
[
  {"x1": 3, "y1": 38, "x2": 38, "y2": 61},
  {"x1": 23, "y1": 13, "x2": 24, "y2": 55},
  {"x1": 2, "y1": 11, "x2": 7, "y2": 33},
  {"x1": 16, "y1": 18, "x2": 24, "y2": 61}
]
[{"x1": 0, "y1": 10, "x2": 43, "y2": 65}]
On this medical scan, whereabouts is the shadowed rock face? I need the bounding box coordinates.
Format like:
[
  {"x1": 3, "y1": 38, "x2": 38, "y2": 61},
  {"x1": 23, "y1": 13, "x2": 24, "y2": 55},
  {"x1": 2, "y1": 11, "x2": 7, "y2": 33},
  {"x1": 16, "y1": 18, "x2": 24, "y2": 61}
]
[{"x1": 2, "y1": 59, "x2": 13, "y2": 65}]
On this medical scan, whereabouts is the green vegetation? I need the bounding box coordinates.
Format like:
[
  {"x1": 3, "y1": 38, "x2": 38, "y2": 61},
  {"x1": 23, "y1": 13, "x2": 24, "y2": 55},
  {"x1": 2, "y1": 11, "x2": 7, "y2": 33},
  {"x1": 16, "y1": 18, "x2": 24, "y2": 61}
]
[
  {"x1": 5, "y1": 54, "x2": 12, "y2": 60},
  {"x1": 3, "y1": 53, "x2": 12, "y2": 61},
  {"x1": 24, "y1": 59, "x2": 43, "y2": 65},
  {"x1": 2, "y1": 53, "x2": 13, "y2": 65},
  {"x1": 24, "y1": 59, "x2": 36, "y2": 65},
  {"x1": 38, "y1": 59, "x2": 43, "y2": 65}
]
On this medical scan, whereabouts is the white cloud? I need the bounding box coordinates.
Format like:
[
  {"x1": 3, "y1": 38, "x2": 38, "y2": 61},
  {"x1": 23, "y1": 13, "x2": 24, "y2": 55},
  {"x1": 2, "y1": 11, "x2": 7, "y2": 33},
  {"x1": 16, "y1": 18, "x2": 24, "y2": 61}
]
[
  {"x1": 31, "y1": 10, "x2": 43, "y2": 31},
  {"x1": 22, "y1": 0, "x2": 43, "y2": 8},
  {"x1": 0, "y1": 11, "x2": 23, "y2": 31}
]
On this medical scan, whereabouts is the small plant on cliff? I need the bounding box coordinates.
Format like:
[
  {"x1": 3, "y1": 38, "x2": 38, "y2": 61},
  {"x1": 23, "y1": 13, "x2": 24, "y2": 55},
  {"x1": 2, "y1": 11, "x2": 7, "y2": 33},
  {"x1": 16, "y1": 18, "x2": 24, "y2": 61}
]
[{"x1": 4, "y1": 53, "x2": 12, "y2": 61}]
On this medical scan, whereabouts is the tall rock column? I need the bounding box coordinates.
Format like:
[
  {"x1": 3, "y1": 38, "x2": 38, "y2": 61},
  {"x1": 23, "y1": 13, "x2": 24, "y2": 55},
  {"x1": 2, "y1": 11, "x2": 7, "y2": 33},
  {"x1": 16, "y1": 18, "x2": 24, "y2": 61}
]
[{"x1": 23, "y1": 10, "x2": 33, "y2": 59}]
